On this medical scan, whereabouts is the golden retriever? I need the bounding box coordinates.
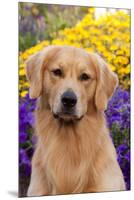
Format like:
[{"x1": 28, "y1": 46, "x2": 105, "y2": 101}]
[{"x1": 26, "y1": 45, "x2": 126, "y2": 196}]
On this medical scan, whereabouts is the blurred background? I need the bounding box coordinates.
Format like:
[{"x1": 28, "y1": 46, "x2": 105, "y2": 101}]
[
  {"x1": 19, "y1": 3, "x2": 129, "y2": 52},
  {"x1": 19, "y1": 3, "x2": 130, "y2": 197},
  {"x1": 19, "y1": 3, "x2": 89, "y2": 51}
]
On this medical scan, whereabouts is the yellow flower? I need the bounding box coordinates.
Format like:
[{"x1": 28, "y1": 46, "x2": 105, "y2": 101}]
[
  {"x1": 20, "y1": 63, "x2": 26, "y2": 68},
  {"x1": 19, "y1": 68, "x2": 25, "y2": 76},
  {"x1": 125, "y1": 64, "x2": 130, "y2": 74},
  {"x1": 118, "y1": 68, "x2": 126, "y2": 75},
  {"x1": 21, "y1": 91, "x2": 28, "y2": 98},
  {"x1": 21, "y1": 52, "x2": 29, "y2": 60},
  {"x1": 24, "y1": 82, "x2": 30, "y2": 87},
  {"x1": 110, "y1": 45, "x2": 118, "y2": 51},
  {"x1": 110, "y1": 65, "x2": 116, "y2": 71}
]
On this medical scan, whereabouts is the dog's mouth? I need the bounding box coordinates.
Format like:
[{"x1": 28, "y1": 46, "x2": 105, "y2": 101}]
[{"x1": 53, "y1": 111, "x2": 83, "y2": 122}]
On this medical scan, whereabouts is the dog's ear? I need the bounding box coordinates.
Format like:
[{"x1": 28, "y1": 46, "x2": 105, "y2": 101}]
[
  {"x1": 90, "y1": 53, "x2": 118, "y2": 111},
  {"x1": 25, "y1": 45, "x2": 61, "y2": 99}
]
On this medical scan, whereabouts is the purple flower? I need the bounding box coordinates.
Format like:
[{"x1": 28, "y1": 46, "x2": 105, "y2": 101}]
[
  {"x1": 125, "y1": 150, "x2": 130, "y2": 162},
  {"x1": 117, "y1": 144, "x2": 128, "y2": 153},
  {"x1": 19, "y1": 149, "x2": 30, "y2": 165},
  {"x1": 105, "y1": 87, "x2": 130, "y2": 189},
  {"x1": 19, "y1": 149, "x2": 31, "y2": 176},
  {"x1": 19, "y1": 132, "x2": 27, "y2": 143}
]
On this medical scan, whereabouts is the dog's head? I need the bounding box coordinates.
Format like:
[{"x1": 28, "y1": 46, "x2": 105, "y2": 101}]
[{"x1": 26, "y1": 45, "x2": 118, "y2": 122}]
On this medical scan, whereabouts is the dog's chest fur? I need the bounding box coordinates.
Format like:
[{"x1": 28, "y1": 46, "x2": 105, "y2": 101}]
[{"x1": 36, "y1": 110, "x2": 108, "y2": 194}]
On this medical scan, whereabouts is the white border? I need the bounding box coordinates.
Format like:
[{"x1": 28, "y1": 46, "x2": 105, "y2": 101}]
[{"x1": 0, "y1": 0, "x2": 133, "y2": 199}]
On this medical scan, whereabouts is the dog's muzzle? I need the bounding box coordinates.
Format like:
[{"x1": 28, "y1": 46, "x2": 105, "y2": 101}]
[{"x1": 53, "y1": 90, "x2": 83, "y2": 121}]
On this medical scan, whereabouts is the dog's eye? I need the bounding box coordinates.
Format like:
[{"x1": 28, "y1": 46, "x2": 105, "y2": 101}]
[
  {"x1": 52, "y1": 69, "x2": 62, "y2": 77},
  {"x1": 79, "y1": 73, "x2": 90, "y2": 81}
]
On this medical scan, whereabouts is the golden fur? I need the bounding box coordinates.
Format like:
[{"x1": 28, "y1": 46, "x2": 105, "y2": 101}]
[{"x1": 26, "y1": 46, "x2": 126, "y2": 196}]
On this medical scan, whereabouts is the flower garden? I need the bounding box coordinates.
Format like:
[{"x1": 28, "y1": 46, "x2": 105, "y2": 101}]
[{"x1": 19, "y1": 6, "x2": 130, "y2": 196}]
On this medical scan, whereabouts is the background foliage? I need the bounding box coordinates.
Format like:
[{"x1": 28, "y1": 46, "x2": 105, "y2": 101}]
[
  {"x1": 19, "y1": 3, "x2": 130, "y2": 197},
  {"x1": 19, "y1": 3, "x2": 88, "y2": 51}
]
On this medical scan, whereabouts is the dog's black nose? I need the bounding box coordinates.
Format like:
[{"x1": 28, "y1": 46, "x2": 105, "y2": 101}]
[{"x1": 61, "y1": 91, "x2": 77, "y2": 108}]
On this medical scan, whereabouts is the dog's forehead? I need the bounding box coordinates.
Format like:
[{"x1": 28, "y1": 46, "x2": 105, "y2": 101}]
[
  {"x1": 59, "y1": 47, "x2": 88, "y2": 60},
  {"x1": 54, "y1": 47, "x2": 93, "y2": 69}
]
